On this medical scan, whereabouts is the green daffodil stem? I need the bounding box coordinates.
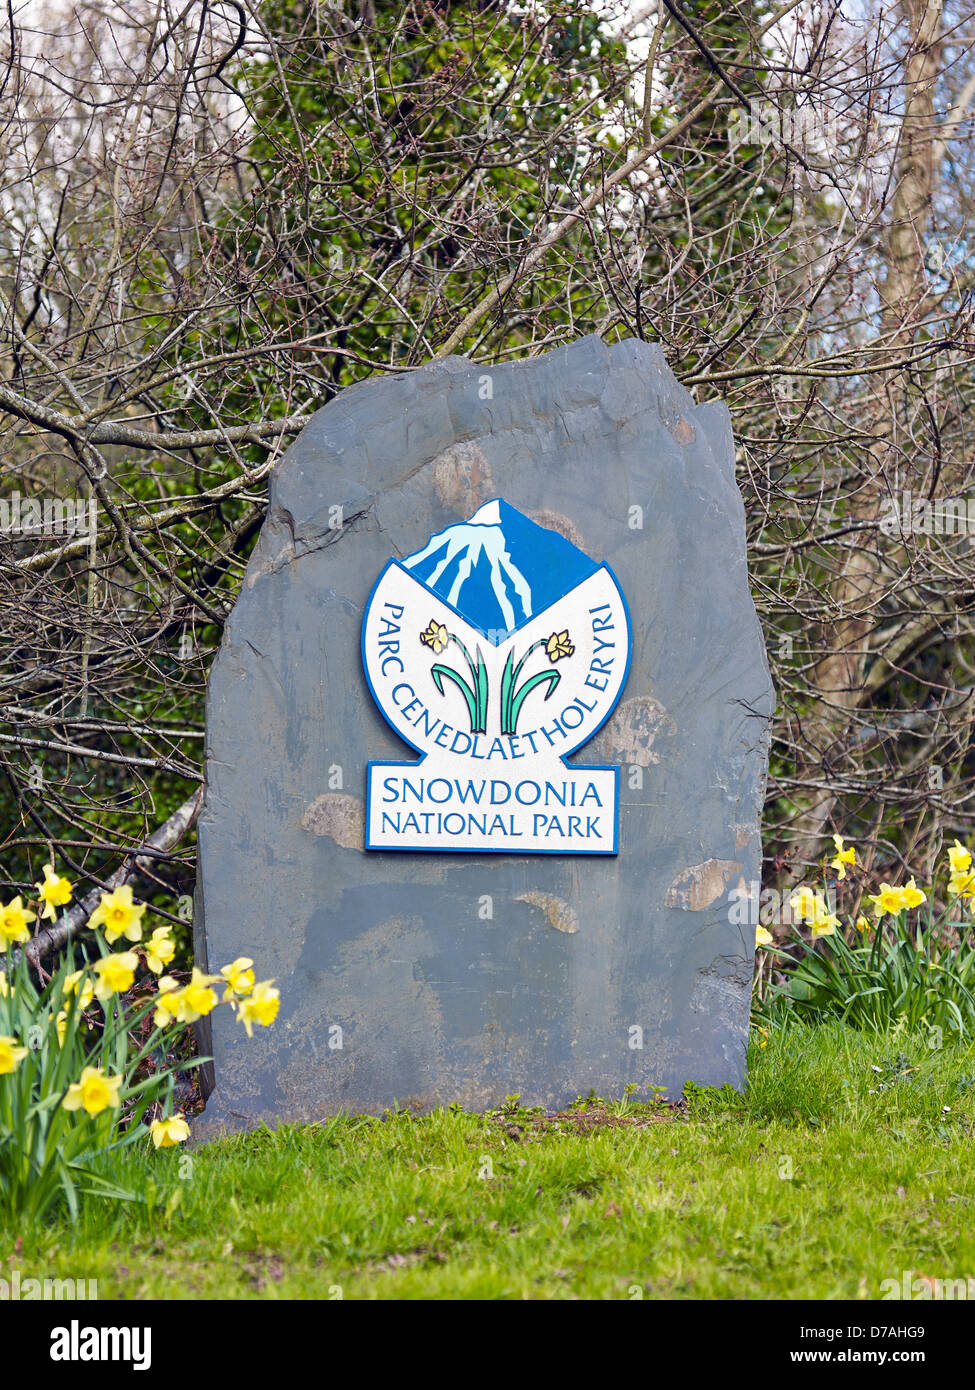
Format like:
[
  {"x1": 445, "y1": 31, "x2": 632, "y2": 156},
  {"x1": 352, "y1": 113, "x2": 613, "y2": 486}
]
[{"x1": 501, "y1": 640, "x2": 546, "y2": 735}]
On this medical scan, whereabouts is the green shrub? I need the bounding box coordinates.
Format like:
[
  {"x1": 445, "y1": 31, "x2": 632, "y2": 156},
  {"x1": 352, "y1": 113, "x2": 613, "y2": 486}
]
[
  {"x1": 755, "y1": 838, "x2": 975, "y2": 1038},
  {"x1": 0, "y1": 870, "x2": 279, "y2": 1222}
]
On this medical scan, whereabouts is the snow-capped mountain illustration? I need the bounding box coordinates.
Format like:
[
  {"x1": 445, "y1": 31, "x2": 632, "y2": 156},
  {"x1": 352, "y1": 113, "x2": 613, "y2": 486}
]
[{"x1": 402, "y1": 499, "x2": 598, "y2": 641}]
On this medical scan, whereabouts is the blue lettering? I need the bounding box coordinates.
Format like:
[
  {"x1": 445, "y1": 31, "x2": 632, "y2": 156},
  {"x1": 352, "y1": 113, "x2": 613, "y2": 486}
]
[
  {"x1": 455, "y1": 780, "x2": 486, "y2": 805},
  {"x1": 515, "y1": 780, "x2": 541, "y2": 805}
]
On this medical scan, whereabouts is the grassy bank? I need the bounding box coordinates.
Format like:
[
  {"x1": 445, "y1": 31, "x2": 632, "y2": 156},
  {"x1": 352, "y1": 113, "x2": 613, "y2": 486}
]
[{"x1": 6, "y1": 1022, "x2": 975, "y2": 1300}]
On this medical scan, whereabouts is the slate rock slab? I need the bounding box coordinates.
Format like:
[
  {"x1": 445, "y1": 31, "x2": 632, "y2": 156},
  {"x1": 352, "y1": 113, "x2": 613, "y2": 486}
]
[{"x1": 194, "y1": 335, "x2": 773, "y2": 1134}]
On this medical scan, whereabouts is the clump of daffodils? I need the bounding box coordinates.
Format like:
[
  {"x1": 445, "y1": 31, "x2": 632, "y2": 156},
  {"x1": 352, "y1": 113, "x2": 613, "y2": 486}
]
[
  {"x1": 0, "y1": 867, "x2": 280, "y2": 1158},
  {"x1": 753, "y1": 836, "x2": 975, "y2": 1038},
  {"x1": 752, "y1": 835, "x2": 975, "y2": 957}
]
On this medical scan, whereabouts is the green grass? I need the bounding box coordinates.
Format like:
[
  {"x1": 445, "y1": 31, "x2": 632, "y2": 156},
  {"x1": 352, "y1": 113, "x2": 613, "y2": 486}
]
[{"x1": 5, "y1": 1023, "x2": 975, "y2": 1300}]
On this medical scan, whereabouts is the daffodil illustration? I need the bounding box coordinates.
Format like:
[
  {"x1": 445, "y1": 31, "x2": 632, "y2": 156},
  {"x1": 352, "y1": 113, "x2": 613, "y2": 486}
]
[
  {"x1": 500, "y1": 630, "x2": 574, "y2": 736},
  {"x1": 545, "y1": 630, "x2": 574, "y2": 663},
  {"x1": 420, "y1": 620, "x2": 449, "y2": 655},
  {"x1": 420, "y1": 618, "x2": 489, "y2": 733}
]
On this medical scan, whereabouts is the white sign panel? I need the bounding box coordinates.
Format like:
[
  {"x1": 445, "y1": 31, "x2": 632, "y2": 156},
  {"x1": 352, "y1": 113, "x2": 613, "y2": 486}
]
[{"x1": 361, "y1": 500, "x2": 631, "y2": 854}]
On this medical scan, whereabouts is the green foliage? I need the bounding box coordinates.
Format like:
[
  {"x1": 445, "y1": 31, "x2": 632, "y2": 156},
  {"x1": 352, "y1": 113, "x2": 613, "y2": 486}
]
[
  {"x1": 238, "y1": 0, "x2": 629, "y2": 383},
  {"x1": 0, "y1": 942, "x2": 198, "y2": 1223},
  {"x1": 8, "y1": 1023, "x2": 975, "y2": 1299},
  {"x1": 758, "y1": 908, "x2": 975, "y2": 1038}
]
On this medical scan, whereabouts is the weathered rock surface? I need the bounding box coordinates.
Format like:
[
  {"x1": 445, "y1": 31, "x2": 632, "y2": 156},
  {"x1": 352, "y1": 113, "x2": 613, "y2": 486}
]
[{"x1": 194, "y1": 335, "x2": 773, "y2": 1133}]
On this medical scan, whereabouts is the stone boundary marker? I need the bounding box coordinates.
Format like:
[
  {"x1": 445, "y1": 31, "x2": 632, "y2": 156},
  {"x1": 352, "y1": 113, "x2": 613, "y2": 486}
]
[{"x1": 194, "y1": 335, "x2": 773, "y2": 1134}]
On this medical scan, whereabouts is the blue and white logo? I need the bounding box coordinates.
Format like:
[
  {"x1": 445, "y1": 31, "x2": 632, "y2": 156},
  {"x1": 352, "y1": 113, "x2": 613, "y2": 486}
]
[{"x1": 361, "y1": 499, "x2": 631, "y2": 853}]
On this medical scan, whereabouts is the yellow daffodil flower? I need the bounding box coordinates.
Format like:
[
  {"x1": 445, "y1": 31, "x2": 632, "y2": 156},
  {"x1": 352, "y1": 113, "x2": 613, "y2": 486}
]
[
  {"x1": 789, "y1": 886, "x2": 839, "y2": 937},
  {"x1": 948, "y1": 866, "x2": 975, "y2": 899},
  {"x1": 855, "y1": 916, "x2": 871, "y2": 933},
  {"x1": 789, "y1": 886, "x2": 831, "y2": 924},
  {"x1": 947, "y1": 840, "x2": 972, "y2": 875},
  {"x1": 172, "y1": 967, "x2": 219, "y2": 1023},
  {"x1": 89, "y1": 885, "x2": 146, "y2": 944},
  {"x1": 0, "y1": 1035, "x2": 28, "y2": 1073},
  {"x1": 830, "y1": 834, "x2": 856, "y2": 881},
  {"x1": 144, "y1": 926, "x2": 176, "y2": 975},
  {"x1": 61, "y1": 1065, "x2": 122, "y2": 1117},
  {"x1": 63, "y1": 969, "x2": 94, "y2": 1010},
  {"x1": 35, "y1": 863, "x2": 73, "y2": 922},
  {"x1": 419, "y1": 620, "x2": 449, "y2": 655},
  {"x1": 811, "y1": 910, "x2": 840, "y2": 938},
  {"x1": 153, "y1": 976, "x2": 182, "y2": 1028},
  {"x1": 0, "y1": 896, "x2": 35, "y2": 949},
  {"x1": 220, "y1": 957, "x2": 255, "y2": 1001},
  {"x1": 236, "y1": 980, "x2": 280, "y2": 1037},
  {"x1": 900, "y1": 877, "x2": 926, "y2": 910},
  {"x1": 869, "y1": 883, "x2": 905, "y2": 917},
  {"x1": 545, "y1": 630, "x2": 574, "y2": 663},
  {"x1": 55, "y1": 1010, "x2": 68, "y2": 1047},
  {"x1": 92, "y1": 951, "x2": 139, "y2": 1001},
  {"x1": 755, "y1": 925, "x2": 774, "y2": 948},
  {"x1": 150, "y1": 1112, "x2": 191, "y2": 1148},
  {"x1": 789, "y1": 886, "x2": 818, "y2": 922},
  {"x1": 0, "y1": 969, "x2": 9, "y2": 998}
]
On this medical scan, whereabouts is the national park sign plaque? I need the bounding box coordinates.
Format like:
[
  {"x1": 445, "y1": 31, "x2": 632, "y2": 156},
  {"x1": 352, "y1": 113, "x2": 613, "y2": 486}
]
[
  {"x1": 362, "y1": 500, "x2": 630, "y2": 854},
  {"x1": 194, "y1": 336, "x2": 773, "y2": 1134}
]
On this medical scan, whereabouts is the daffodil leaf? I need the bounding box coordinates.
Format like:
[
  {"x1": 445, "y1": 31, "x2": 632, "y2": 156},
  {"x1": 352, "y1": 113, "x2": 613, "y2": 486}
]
[
  {"x1": 509, "y1": 669, "x2": 560, "y2": 733},
  {"x1": 431, "y1": 663, "x2": 477, "y2": 731}
]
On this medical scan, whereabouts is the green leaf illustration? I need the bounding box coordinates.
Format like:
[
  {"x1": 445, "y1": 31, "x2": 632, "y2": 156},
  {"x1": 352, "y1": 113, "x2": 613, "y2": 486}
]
[
  {"x1": 431, "y1": 663, "x2": 478, "y2": 732},
  {"x1": 509, "y1": 669, "x2": 560, "y2": 733},
  {"x1": 473, "y1": 647, "x2": 489, "y2": 734},
  {"x1": 500, "y1": 648, "x2": 516, "y2": 734}
]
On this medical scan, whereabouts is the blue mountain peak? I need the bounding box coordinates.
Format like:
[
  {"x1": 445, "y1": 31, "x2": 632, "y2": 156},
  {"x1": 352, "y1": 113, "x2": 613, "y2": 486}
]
[{"x1": 402, "y1": 499, "x2": 597, "y2": 642}]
